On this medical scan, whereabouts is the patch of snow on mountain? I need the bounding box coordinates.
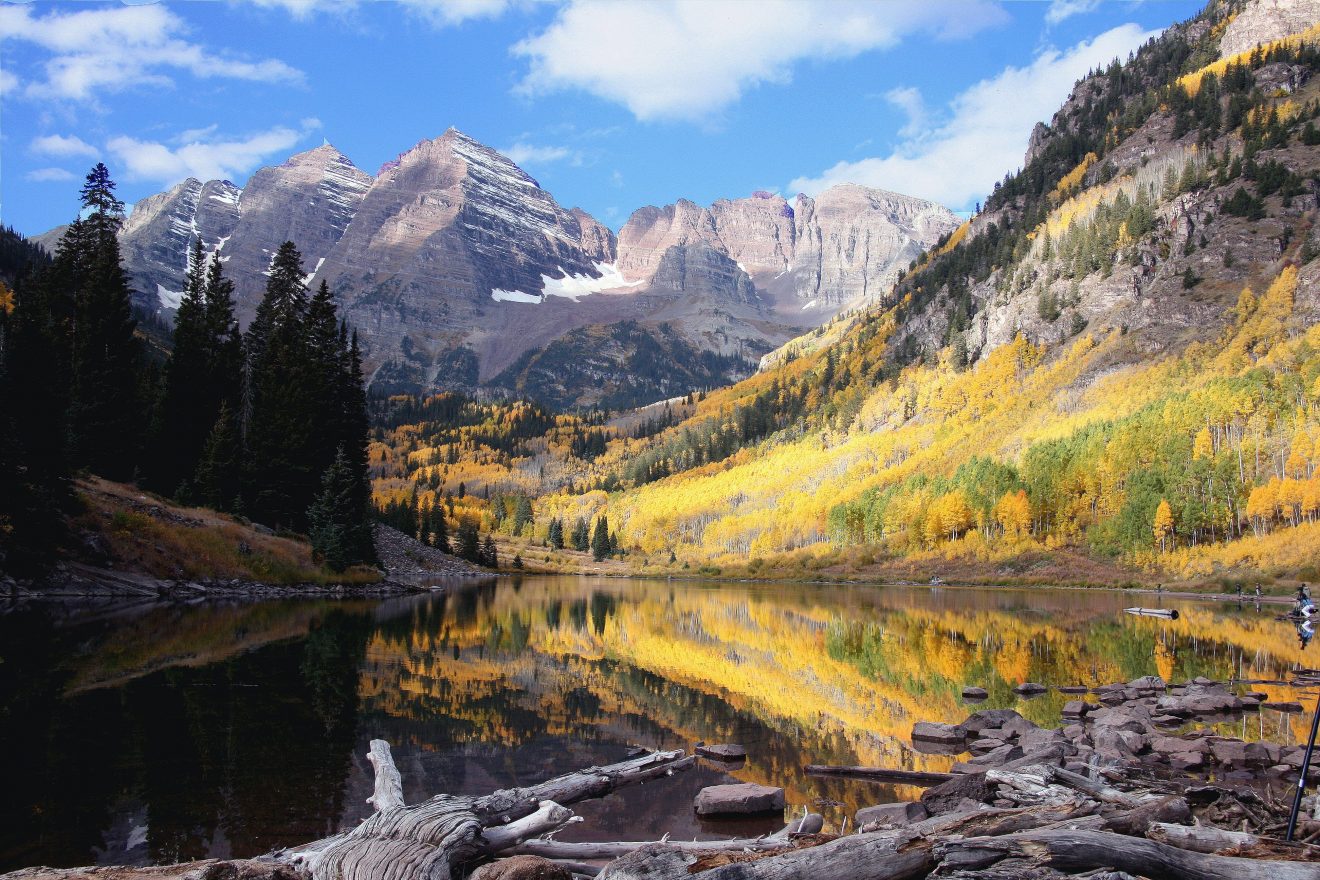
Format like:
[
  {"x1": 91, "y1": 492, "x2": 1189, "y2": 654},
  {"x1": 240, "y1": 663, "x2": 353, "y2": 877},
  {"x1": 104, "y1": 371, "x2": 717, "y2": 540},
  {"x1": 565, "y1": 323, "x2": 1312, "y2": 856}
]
[
  {"x1": 491, "y1": 289, "x2": 544, "y2": 304},
  {"x1": 303, "y1": 256, "x2": 326, "y2": 285},
  {"x1": 157, "y1": 284, "x2": 183, "y2": 309},
  {"x1": 540, "y1": 262, "x2": 644, "y2": 302}
]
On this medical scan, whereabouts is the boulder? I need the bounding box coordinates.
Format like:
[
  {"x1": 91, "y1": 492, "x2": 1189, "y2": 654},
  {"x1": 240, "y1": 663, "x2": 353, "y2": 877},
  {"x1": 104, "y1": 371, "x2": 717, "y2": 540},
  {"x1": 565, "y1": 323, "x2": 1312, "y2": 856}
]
[
  {"x1": 921, "y1": 772, "x2": 995, "y2": 815},
  {"x1": 1209, "y1": 740, "x2": 1271, "y2": 768},
  {"x1": 1090, "y1": 709, "x2": 1149, "y2": 735},
  {"x1": 694, "y1": 783, "x2": 784, "y2": 816},
  {"x1": 696, "y1": 743, "x2": 747, "y2": 760},
  {"x1": 1013, "y1": 682, "x2": 1048, "y2": 696},
  {"x1": 1061, "y1": 701, "x2": 1089, "y2": 718},
  {"x1": 968, "y1": 744, "x2": 1024, "y2": 766},
  {"x1": 969, "y1": 737, "x2": 1007, "y2": 755},
  {"x1": 1127, "y1": 675, "x2": 1166, "y2": 691},
  {"x1": 470, "y1": 856, "x2": 572, "y2": 880},
  {"x1": 1001, "y1": 715, "x2": 1040, "y2": 738},
  {"x1": 963, "y1": 709, "x2": 1024, "y2": 733},
  {"x1": 912, "y1": 721, "x2": 968, "y2": 746},
  {"x1": 961, "y1": 686, "x2": 989, "y2": 700},
  {"x1": 1018, "y1": 728, "x2": 1066, "y2": 751},
  {"x1": 855, "y1": 801, "x2": 928, "y2": 828}
]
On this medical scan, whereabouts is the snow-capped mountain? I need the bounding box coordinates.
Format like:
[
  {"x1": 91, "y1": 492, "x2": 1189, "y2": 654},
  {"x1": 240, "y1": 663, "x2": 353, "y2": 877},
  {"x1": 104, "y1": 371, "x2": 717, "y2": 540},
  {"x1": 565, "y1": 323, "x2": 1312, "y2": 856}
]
[{"x1": 79, "y1": 128, "x2": 957, "y2": 406}]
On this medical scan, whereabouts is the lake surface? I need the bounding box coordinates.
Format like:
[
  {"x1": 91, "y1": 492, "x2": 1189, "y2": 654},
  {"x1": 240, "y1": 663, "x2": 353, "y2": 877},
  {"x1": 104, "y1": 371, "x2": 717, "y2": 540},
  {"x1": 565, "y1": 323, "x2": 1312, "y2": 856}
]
[{"x1": 1, "y1": 576, "x2": 1314, "y2": 870}]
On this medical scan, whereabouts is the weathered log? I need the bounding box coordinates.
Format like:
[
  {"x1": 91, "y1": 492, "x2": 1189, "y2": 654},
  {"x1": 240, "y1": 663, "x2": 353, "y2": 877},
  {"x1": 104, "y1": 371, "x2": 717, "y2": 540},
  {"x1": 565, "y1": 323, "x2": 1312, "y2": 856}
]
[
  {"x1": 1101, "y1": 796, "x2": 1192, "y2": 837},
  {"x1": 804, "y1": 765, "x2": 953, "y2": 786},
  {"x1": 1147, "y1": 823, "x2": 1320, "y2": 861},
  {"x1": 365, "y1": 739, "x2": 404, "y2": 812},
  {"x1": 944, "y1": 828, "x2": 1320, "y2": 880},
  {"x1": 1048, "y1": 766, "x2": 1142, "y2": 808},
  {"x1": 597, "y1": 831, "x2": 935, "y2": 880},
  {"x1": 287, "y1": 746, "x2": 694, "y2": 880}
]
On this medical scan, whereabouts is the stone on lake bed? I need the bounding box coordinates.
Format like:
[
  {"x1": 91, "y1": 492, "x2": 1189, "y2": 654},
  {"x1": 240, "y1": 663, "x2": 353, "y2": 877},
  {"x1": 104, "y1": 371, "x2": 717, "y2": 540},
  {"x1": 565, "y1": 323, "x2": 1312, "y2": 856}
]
[
  {"x1": 1013, "y1": 682, "x2": 1048, "y2": 696},
  {"x1": 856, "y1": 801, "x2": 928, "y2": 828},
  {"x1": 1127, "y1": 675, "x2": 1166, "y2": 691},
  {"x1": 1262, "y1": 701, "x2": 1305, "y2": 712},
  {"x1": 912, "y1": 721, "x2": 968, "y2": 745},
  {"x1": 962, "y1": 686, "x2": 988, "y2": 700},
  {"x1": 694, "y1": 783, "x2": 784, "y2": 816},
  {"x1": 696, "y1": 743, "x2": 747, "y2": 760}
]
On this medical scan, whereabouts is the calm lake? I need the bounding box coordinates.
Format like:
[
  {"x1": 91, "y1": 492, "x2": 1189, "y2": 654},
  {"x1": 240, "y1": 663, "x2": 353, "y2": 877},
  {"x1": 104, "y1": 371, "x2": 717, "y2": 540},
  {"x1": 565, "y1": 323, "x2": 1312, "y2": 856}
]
[{"x1": 1, "y1": 576, "x2": 1312, "y2": 871}]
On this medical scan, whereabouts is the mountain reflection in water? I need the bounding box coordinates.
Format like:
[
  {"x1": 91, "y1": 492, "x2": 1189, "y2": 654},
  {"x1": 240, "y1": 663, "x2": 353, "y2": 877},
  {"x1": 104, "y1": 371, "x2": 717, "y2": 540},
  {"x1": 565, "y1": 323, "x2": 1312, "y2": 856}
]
[{"x1": 0, "y1": 577, "x2": 1310, "y2": 871}]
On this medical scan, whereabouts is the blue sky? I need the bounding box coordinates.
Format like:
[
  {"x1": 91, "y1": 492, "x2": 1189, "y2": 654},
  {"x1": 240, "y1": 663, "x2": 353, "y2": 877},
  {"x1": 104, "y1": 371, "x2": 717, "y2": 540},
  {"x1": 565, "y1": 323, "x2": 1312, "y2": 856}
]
[{"x1": 1, "y1": 0, "x2": 1204, "y2": 237}]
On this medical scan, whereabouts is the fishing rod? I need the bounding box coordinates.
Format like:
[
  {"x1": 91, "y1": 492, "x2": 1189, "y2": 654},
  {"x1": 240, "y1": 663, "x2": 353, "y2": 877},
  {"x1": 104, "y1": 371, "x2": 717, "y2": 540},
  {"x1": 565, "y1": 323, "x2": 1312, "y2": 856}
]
[{"x1": 1285, "y1": 687, "x2": 1320, "y2": 841}]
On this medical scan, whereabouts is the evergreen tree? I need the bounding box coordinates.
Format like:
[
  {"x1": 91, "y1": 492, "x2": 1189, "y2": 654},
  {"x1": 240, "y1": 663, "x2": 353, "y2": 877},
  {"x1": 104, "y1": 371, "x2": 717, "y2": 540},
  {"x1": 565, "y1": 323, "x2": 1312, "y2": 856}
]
[
  {"x1": 591, "y1": 515, "x2": 610, "y2": 561},
  {"x1": 66, "y1": 164, "x2": 142, "y2": 480},
  {"x1": 0, "y1": 265, "x2": 70, "y2": 572},
  {"x1": 548, "y1": 517, "x2": 564, "y2": 550},
  {"x1": 307, "y1": 447, "x2": 361, "y2": 572},
  {"x1": 481, "y1": 534, "x2": 498, "y2": 568},
  {"x1": 243, "y1": 241, "x2": 314, "y2": 528},
  {"x1": 148, "y1": 239, "x2": 242, "y2": 495},
  {"x1": 571, "y1": 516, "x2": 589, "y2": 552},
  {"x1": 457, "y1": 517, "x2": 481, "y2": 563},
  {"x1": 194, "y1": 401, "x2": 242, "y2": 511},
  {"x1": 513, "y1": 495, "x2": 533, "y2": 536},
  {"x1": 433, "y1": 504, "x2": 450, "y2": 553}
]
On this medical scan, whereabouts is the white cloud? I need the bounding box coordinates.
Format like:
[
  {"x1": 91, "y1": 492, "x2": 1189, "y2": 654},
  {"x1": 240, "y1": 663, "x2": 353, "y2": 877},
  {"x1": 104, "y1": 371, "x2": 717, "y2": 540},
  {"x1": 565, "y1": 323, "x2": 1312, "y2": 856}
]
[
  {"x1": 1046, "y1": 0, "x2": 1102, "y2": 26},
  {"x1": 0, "y1": 69, "x2": 18, "y2": 96},
  {"x1": 789, "y1": 23, "x2": 1158, "y2": 210},
  {"x1": 25, "y1": 167, "x2": 77, "y2": 183},
  {"x1": 245, "y1": 0, "x2": 517, "y2": 25},
  {"x1": 885, "y1": 86, "x2": 927, "y2": 139},
  {"x1": 106, "y1": 120, "x2": 322, "y2": 185},
  {"x1": 0, "y1": 4, "x2": 301, "y2": 101},
  {"x1": 513, "y1": 0, "x2": 1008, "y2": 122},
  {"x1": 502, "y1": 141, "x2": 577, "y2": 166},
  {"x1": 30, "y1": 133, "x2": 98, "y2": 159}
]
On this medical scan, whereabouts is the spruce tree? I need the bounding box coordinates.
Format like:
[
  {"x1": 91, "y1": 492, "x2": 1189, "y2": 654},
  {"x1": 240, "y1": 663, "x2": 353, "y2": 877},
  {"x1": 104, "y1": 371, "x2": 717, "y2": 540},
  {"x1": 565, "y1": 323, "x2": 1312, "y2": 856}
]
[
  {"x1": 457, "y1": 517, "x2": 481, "y2": 563},
  {"x1": 591, "y1": 515, "x2": 610, "y2": 561},
  {"x1": 307, "y1": 447, "x2": 359, "y2": 573},
  {"x1": 433, "y1": 504, "x2": 450, "y2": 553},
  {"x1": 481, "y1": 534, "x2": 498, "y2": 568},
  {"x1": 194, "y1": 401, "x2": 242, "y2": 511},
  {"x1": 244, "y1": 241, "x2": 314, "y2": 528},
  {"x1": 548, "y1": 517, "x2": 564, "y2": 550},
  {"x1": 66, "y1": 164, "x2": 142, "y2": 480},
  {"x1": 571, "y1": 516, "x2": 589, "y2": 552}
]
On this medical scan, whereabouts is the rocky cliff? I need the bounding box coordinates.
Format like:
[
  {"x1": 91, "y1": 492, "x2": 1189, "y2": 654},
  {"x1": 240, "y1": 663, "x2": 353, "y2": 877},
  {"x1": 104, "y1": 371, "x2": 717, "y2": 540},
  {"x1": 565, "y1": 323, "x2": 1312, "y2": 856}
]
[{"x1": 85, "y1": 129, "x2": 954, "y2": 408}]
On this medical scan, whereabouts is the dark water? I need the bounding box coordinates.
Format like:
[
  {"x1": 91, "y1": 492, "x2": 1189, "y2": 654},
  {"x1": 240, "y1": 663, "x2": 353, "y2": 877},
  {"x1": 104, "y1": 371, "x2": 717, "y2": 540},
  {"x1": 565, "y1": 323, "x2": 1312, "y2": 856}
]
[{"x1": 0, "y1": 577, "x2": 1313, "y2": 870}]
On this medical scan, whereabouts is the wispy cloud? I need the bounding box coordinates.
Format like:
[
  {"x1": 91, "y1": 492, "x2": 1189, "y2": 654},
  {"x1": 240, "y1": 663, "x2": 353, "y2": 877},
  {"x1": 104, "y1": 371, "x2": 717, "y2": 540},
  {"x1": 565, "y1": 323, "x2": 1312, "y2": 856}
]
[
  {"x1": 25, "y1": 167, "x2": 78, "y2": 183},
  {"x1": 0, "y1": 4, "x2": 301, "y2": 101},
  {"x1": 502, "y1": 141, "x2": 579, "y2": 166},
  {"x1": 513, "y1": 0, "x2": 1008, "y2": 122},
  {"x1": 30, "y1": 133, "x2": 98, "y2": 159},
  {"x1": 789, "y1": 23, "x2": 1157, "y2": 210},
  {"x1": 245, "y1": 0, "x2": 522, "y2": 26},
  {"x1": 1046, "y1": 0, "x2": 1102, "y2": 26},
  {"x1": 106, "y1": 119, "x2": 322, "y2": 186}
]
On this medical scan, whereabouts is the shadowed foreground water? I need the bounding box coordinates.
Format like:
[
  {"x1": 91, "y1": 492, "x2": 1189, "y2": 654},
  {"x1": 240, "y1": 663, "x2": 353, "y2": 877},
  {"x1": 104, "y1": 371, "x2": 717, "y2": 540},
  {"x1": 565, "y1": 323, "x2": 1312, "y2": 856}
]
[{"x1": 0, "y1": 576, "x2": 1312, "y2": 870}]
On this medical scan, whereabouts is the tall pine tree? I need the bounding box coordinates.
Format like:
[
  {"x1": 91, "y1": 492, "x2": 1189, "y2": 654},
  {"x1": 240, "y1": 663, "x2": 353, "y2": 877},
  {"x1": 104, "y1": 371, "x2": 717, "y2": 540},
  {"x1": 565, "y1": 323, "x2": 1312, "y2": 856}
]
[
  {"x1": 66, "y1": 164, "x2": 143, "y2": 480},
  {"x1": 244, "y1": 242, "x2": 315, "y2": 528}
]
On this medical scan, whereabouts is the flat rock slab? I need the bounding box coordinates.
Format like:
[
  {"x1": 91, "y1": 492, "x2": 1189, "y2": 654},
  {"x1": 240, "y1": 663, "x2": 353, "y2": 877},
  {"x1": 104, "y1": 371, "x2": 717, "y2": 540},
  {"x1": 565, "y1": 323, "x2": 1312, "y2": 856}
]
[
  {"x1": 856, "y1": 800, "x2": 928, "y2": 828},
  {"x1": 961, "y1": 686, "x2": 988, "y2": 700},
  {"x1": 694, "y1": 783, "x2": 784, "y2": 817},
  {"x1": 1058, "y1": 685, "x2": 1090, "y2": 694},
  {"x1": 1013, "y1": 682, "x2": 1048, "y2": 697},
  {"x1": 912, "y1": 721, "x2": 968, "y2": 745},
  {"x1": 1262, "y1": 702, "x2": 1305, "y2": 712},
  {"x1": 696, "y1": 743, "x2": 747, "y2": 760}
]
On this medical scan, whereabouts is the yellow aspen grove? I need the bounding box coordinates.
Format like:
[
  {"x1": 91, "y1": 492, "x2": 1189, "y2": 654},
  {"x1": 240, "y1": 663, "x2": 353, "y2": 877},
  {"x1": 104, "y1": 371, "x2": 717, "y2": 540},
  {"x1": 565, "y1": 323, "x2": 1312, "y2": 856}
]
[
  {"x1": 1153, "y1": 499, "x2": 1174, "y2": 553},
  {"x1": 1287, "y1": 430, "x2": 1313, "y2": 477},
  {"x1": 994, "y1": 489, "x2": 1032, "y2": 540},
  {"x1": 1192, "y1": 426, "x2": 1214, "y2": 460}
]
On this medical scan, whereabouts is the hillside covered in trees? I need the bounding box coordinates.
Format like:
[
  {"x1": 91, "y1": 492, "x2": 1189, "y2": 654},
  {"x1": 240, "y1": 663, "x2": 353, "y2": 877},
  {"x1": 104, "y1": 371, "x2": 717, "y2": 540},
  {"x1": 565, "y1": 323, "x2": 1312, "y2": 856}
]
[
  {"x1": 370, "y1": 0, "x2": 1320, "y2": 588},
  {"x1": 0, "y1": 167, "x2": 377, "y2": 579}
]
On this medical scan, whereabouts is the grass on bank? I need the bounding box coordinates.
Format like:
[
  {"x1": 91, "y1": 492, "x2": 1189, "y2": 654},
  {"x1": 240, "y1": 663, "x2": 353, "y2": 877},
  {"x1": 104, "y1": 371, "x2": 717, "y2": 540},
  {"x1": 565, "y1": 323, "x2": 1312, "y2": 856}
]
[{"x1": 73, "y1": 477, "x2": 381, "y2": 585}]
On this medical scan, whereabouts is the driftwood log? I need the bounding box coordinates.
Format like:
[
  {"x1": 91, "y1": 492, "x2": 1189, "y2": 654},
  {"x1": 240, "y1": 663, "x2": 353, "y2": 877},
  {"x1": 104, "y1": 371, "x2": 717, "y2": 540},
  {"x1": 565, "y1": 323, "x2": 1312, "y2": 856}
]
[{"x1": 286, "y1": 742, "x2": 693, "y2": 880}]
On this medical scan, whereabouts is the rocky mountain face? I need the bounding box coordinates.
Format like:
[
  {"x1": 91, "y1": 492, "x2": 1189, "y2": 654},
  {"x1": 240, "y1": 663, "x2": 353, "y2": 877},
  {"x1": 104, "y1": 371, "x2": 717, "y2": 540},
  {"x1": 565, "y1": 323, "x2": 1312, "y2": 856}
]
[
  {"x1": 80, "y1": 129, "x2": 955, "y2": 408},
  {"x1": 870, "y1": 0, "x2": 1320, "y2": 375},
  {"x1": 617, "y1": 187, "x2": 958, "y2": 315}
]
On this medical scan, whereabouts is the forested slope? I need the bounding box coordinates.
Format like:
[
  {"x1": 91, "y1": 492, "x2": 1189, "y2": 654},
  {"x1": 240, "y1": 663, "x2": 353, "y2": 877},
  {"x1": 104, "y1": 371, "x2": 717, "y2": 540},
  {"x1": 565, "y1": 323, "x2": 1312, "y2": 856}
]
[{"x1": 373, "y1": 0, "x2": 1320, "y2": 586}]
